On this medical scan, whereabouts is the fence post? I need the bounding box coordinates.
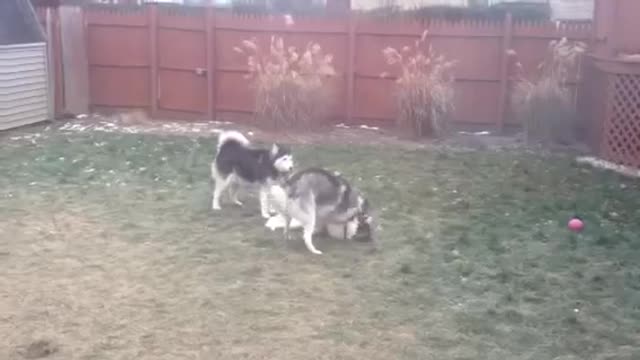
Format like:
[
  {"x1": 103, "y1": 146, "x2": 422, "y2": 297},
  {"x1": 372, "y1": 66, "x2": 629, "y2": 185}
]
[
  {"x1": 60, "y1": 6, "x2": 90, "y2": 115},
  {"x1": 497, "y1": 12, "x2": 513, "y2": 132},
  {"x1": 148, "y1": 4, "x2": 158, "y2": 117},
  {"x1": 47, "y1": 7, "x2": 65, "y2": 116},
  {"x1": 45, "y1": 7, "x2": 55, "y2": 120},
  {"x1": 591, "y1": 0, "x2": 600, "y2": 54},
  {"x1": 346, "y1": 13, "x2": 356, "y2": 124},
  {"x1": 611, "y1": 0, "x2": 622, "y2": 57},
  {"x1": 206, "y1": 7, "x2": 216, "y2": 120}
]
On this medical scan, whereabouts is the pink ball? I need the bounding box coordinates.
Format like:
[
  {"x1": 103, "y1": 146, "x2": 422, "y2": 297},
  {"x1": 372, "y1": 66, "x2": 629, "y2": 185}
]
[{"x1": 568, "y1": 218, "x2": 584, "y2": 232}]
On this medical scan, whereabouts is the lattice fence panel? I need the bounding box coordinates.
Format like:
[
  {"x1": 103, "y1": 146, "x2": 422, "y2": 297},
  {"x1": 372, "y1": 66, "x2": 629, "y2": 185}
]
[{"x1": 602, "y1": 73, "x2": 640, "y2": 168}]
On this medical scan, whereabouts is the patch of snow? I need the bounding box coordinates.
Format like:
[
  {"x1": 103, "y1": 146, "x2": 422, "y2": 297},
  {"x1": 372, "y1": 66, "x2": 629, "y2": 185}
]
[
  {"x1": 359, "y1": 124, "x2": 380, "y2": 131},
  {"x1": 458, "y1": 131, "x2": 491, "y2": 136},
  {"x1": 61, "y1": 123, "x2": 90, "y2": 132},
  {"x1": 9, "y1": 133, "x2": 42, "y2": 141},
  {"x1": 576, "y1": 156, "x2": 640, "y2": 178},
  {"x1": 265, "y1": 214, "x2": 303, "y2": 231}
]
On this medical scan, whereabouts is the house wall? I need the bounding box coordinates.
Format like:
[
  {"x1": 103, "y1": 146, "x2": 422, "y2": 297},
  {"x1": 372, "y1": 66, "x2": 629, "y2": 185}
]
[
  {"x1": 352, "y1": 0, "x2": 468, "y2": 11},
  {"x1": 356, "y1": 0, "x2": 594, "y2": 20},
  {"x1": 490, "y1": 0, "x2": 593, "y2": 20},
  {"x1": 549, "y1": 0, "x2": 593, "y2": 20},
  {"x1": 0, "y1": 43, "x2": 50, "y2": 130}
]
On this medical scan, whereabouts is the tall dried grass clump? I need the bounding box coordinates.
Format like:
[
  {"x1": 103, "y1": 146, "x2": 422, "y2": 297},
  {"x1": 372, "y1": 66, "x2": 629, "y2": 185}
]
[
  {"x1": 510, "y1": 38, "x2": 586, "y2": 145},
  {"x1": 236, "y1": 36, "x2": 336, "y2": 129},
  {"x1": 382, "y1": 30, "x2": 456, "y2": 137}
]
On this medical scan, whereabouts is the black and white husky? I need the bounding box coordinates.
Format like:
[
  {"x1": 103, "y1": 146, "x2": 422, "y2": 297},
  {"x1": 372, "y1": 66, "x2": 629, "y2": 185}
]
[
  {"x1": 267, "y1": 168, "x2": 374, "y2": 255},
  {"x1": 211, "y1": 131, "x2": 294, "y2": 218}
]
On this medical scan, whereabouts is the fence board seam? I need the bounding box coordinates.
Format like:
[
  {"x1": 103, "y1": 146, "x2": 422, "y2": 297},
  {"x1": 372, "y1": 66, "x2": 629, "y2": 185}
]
[
  {"x1": 206, "y1": 7, "x2": 215, "y2": 119},
  {"x1": 497, "y1": 13, "x2": 513, "y2": 132},
  {"x1": 89, "y1": 64, "x2": 149, "y2": 68},
  {"x1": 148, "y1": 4, "x2": 158, "y2": 115},
  {"x1": 346, "y1": 14, "x2": 356, "y2": 124},
  {"x1": 87, "y1": 24, "x2": 148, "y2": 29},
  {"x1": 157, "y1": 26, "x2": 205, "y2": 33}
]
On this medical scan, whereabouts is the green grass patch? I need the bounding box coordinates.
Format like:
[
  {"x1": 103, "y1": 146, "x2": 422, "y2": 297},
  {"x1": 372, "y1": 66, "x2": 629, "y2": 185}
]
[{"x1": 1, "y1": 128, "x2": 639, "y2": 359}]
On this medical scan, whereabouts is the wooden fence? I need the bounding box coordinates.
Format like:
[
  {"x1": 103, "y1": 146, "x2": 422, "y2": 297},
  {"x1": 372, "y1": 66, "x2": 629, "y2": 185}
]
[{"x1": 38, "y1": 5, "x2": 593, "y2": 128}]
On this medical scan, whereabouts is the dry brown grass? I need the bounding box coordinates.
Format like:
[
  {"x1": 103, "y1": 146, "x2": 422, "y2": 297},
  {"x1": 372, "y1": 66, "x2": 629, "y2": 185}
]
[
  {"x1": 237, "y1": 35, "x2": 336, "y2": 129},
  {"x1": 382, "y1": 30, "x2": 456, "y2": 137},
  {"x1": 510, "y1": 38, "x2": 586, "y2": 145},
  {"x1": 2, "y1": 207, "x2": 411, "y2": 360}
]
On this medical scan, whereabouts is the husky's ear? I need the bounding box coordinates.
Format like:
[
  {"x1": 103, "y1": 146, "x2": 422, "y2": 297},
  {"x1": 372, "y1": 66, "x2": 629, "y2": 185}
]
[{"x1": 270, "y1": 144, "x2": 279, "y2": 158}]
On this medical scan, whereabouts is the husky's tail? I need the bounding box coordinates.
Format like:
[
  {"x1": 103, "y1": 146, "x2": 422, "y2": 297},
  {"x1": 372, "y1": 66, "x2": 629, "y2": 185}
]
[{"x1": 217, "y1": 130, "x2": 250, "y2": 152}]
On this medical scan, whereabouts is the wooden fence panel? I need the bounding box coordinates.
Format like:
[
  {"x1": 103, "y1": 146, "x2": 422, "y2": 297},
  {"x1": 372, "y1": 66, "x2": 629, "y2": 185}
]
[
  {"x1": 155, "y1": 7, "x2": 207, "y2": 115},
  {"x1": 85, "y1": 7, "x2": 149, "y2": 109},
  {"x1": 43, "y1": 4, "x2": 594, "y2": 129}
]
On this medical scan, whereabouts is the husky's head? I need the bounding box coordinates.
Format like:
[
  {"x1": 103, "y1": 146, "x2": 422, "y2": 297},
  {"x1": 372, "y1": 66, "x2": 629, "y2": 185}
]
[
  {"x1": 270, "y1": 144, "x2": 294, "y2": 174},
  {"x1": 353, "y1": 195, "x2": 374, "y2": 242}
]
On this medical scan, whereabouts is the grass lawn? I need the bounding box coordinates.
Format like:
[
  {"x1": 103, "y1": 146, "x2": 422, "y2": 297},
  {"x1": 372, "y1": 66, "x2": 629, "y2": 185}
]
[{"x1": 1, "y1": 127, "x2": 640, "y2": 360}]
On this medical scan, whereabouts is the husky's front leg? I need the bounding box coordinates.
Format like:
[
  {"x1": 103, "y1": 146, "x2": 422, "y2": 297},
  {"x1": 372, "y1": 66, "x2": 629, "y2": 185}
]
[
  {"x1": 259, "y1": 186, "x2": 271, "y2": 218},
  {"x1": 283, "y1": 213, "x2": 292, "y2": 241},
  {"x1": 211, "y1": 164, "x2": 229, "y2": 211},
  {"x1": 227, "y1": 179, "x2": 243, "y2": 207}
]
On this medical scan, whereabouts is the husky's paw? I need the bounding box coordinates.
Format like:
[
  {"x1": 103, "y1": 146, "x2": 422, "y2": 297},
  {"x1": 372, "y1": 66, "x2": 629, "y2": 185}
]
[
  {"x1": 265, "y1": 215, "x2": 284, "y2": 231},
  {"x1": 289, "y1": 218, "x2": 303, "y2": 229}
]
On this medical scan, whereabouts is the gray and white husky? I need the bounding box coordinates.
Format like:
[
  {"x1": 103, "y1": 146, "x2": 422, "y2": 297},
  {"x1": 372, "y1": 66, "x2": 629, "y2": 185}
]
[{"x1": 268, "y1": 168, "x2": 374, "y2": 255}]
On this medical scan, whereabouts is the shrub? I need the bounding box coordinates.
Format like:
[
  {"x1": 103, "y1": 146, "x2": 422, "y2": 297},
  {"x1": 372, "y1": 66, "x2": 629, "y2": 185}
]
[
  {"x1": 382, "y1": 30, "x2": 456, "y2": 137},
  {"x1": 510, "y1": 38, "x2": 586, "y2": 145},
  {"x1": 236, "y1": 35, "x2": 336, "y2": 129}
]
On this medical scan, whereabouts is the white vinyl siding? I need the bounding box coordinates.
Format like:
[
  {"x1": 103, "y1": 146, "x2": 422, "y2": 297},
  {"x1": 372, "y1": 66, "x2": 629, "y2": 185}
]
[{"x1": 0, "y1": 43, "x2": 50, "y2": 130}]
